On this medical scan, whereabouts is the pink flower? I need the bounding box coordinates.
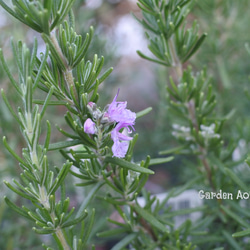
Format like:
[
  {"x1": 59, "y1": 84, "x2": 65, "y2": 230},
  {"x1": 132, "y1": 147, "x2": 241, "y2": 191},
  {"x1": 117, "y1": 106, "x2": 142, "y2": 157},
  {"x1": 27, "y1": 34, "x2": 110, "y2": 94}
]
[
  {"x1": 84, "y1": 90, "x2": 136, "y2": 158},
  {"x1": 111, "y1": 123, "x2": 133, "y2": 158},
  {"x1": 111, "y1": 141, "x2": 129, "y2": 158},
  {"x1": 108, "y1": 90, "x2": 136, "y2": 158},
  {"x1": 84, "y1": 118, "x2": 96, "y2": 134},
  {"x1": 107, "y1": 90, "x2": 136, "y2": 126}
]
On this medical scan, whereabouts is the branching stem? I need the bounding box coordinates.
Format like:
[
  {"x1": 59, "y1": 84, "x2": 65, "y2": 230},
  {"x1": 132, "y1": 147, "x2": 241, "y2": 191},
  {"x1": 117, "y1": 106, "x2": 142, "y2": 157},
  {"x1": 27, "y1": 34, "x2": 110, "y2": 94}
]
[
  {"x1": 49, "y1": 33, "x2": 78, "y2": 102},
  {"x1": 169, "y1": 37, "x2": 183, "y2": 81},
  {"x1": 50, "y1": 33, "x2": 68, "y2": 67},
  {"x1": 169, "y1": 36, "x2": 216, "y2": 192},
  {"x1": 55, "y1": 229, "x2": 71, "y2": 250}
]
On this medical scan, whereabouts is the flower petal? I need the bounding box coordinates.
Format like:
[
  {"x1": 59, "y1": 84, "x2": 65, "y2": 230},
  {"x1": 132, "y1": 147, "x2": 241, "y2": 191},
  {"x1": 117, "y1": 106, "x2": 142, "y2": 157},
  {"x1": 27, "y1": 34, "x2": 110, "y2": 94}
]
[
  {"x1": 112, "y1": 140, "x2": 129, "y2": 158},
  {"x1": 107, "y1": 90, "x2": 136, "y2": 125},
  {"x1": 84, "y1": 118, "x2": 96, "y2": 134}
]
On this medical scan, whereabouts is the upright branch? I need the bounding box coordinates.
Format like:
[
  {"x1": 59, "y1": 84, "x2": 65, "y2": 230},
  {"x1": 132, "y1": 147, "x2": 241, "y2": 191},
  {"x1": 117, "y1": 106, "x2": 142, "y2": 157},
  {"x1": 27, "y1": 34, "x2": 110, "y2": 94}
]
[
  {"x1": 1, "y1": 0, "x2": 249, "y2": 249},
  {"x1": 136, "y1": 0, "x2": 250, "y2": 249},
  {"x1": 0, "y1": 0, "x2": 172, "y2": 249}
]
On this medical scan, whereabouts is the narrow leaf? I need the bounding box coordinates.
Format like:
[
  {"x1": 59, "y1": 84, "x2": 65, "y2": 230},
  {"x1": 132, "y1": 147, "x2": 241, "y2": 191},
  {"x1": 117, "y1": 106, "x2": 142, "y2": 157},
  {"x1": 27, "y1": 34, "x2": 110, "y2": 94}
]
[
  {"x1": 182, "y1": 33, "x2": 207, "y2": 62},
  {"x1": 134, "y1": 204, "x2": 168, "y2": 233},
  {"x1": 1, "y1": 90, "x2": 23, "y2": 127},
  {"x1": 110, "y1": 233, "x2": 138, "y2": 250},
  {"x1": 104, "y1": 157, "x2": 154, "y2": 174},
  {"x1": 220, "y1": 205, "x2": 249, "y2": 228},
  {"x1": 4, "y1": 181, "x2": 37, "y2": 201},
  {"x1": 97, "y1": 228, "x2": 128, "y2": 238},
  {"x1": 3, "y1": 137, "x2": 28, "y2": 167},
  {"x1": 32, "y1": 227, "x2": 55, "y2": 234},
  {"x1": 233, "y1": 228, "x2": 250, "y2": 238},
  {"x1": 224, "y1": 168, "x2": 249, "y2": 192},
  {"x1": 44, "y1": 121, "x2": 51, "y2": 150},
  {"x1": 62, "y1": 209, "x2": 88, "y2": 228},
  {"x1": 33, "y1": 44, "x2": 49, "y2": 90},
  {"x1": 149, "y1": 157, "x2": 174, "y2": 166},
  {"x1": 136, "y1": 107, "x2": 152, "y2": 119},
  {"x1": 49, "y1": 161, "x2": 72, "y2": 194},
  {"x1": 82, "y1": 209, "x2": 95, "y2": 246},
  {"x1": 40, "y1": 86, "x2": 54, "y2": 119},
  {"x1": 4, "y1": 196, "x2": 32, "y2": 221},
  {"x1": 0, "y1": 49, "x2": 21, "y2": 95},
  {"x1": 137, "y1": 50, "x2": 169, "y2": 66},
  {"x1": 48, "y1": 139, "x2": 82, "y2": 151},
  {"x1": 222, "y1": 230, "x2": 242, "y2": 250},
  {"x1": 75, "y1": 182, "x2": 104, "y2": 218}
]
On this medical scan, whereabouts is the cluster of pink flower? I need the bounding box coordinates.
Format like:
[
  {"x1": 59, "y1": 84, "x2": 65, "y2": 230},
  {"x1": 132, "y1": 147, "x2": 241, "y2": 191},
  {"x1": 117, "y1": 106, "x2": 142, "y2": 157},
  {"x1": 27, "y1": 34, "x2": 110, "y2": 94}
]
[{"x1": 84, "y1": 90, "x2": 136, "y2": 158}]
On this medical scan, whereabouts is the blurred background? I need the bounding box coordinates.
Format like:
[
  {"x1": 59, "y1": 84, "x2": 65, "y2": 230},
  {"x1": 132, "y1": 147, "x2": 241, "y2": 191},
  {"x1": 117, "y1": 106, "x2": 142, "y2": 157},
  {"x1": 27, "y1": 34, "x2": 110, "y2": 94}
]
[{"x1": 1, "y1": 0, "x2": 250, "y2": 248}]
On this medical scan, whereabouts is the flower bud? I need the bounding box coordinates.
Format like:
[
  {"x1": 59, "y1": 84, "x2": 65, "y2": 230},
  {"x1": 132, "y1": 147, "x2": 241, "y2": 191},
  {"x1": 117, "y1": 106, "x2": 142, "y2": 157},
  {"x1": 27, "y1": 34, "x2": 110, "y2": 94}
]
[
  {"x1": 84, "y1": 118, "x2": 96, "y2": 134},
  {"x1": 100, "y1": 112, "x2": 111, "y2": 124},
  {"x1": 87, "y1": 102, "x2": 97, "y2": 113}
]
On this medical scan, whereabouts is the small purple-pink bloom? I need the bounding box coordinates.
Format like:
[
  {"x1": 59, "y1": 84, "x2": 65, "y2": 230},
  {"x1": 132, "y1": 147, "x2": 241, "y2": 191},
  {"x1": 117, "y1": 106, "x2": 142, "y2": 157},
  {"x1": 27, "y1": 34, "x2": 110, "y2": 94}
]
[
  {"x1": 108, "y1": 90, "x2": 136, "y2": 158},
  {"x1": 84, "y1": 118, "x2": 96, "y2": 134},
  {"x1": 107, "y1": 90, "x2": 136, "y2": 126},
  {"x1": 111, "y1": 123, "x2": 133, "y2": 158},
  {"x1": 112, "y1": 140, "x2": 129, "y2": 158}
]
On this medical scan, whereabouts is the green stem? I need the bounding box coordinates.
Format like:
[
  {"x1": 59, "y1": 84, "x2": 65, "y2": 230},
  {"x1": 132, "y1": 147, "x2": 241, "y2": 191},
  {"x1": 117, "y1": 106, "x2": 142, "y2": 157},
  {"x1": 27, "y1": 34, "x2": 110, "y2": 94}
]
[
  {"x1": 50, "y1": 33, "x2": 78, "y2": 104},
  {"x1": 64, "y1": 68, "x2": 78, "y2": 100},
  {"x1": 199, "y1": 149, "x2": 216, "y2": 192},
  {"x1": 42, "y1": 194, "x2": 71, "y2": 249},
  {"x1": 64, "y1": 69, "x2": 74, "y2": 88},
  {"x1": 55, "y1": 228, "x2": 71, "y2": 250},
  {"x1": 186, "y1": 97, "x2": 216, "y2": 191},
  {"x1": 169, "y1": 36, "x2": 216, "y2": 192},
  {"x1": 50, "y1": 33, "x2": 68, "y2": 68},
  {"x1": 169, "y1": 37, "x2": 183, "y2": 81}
]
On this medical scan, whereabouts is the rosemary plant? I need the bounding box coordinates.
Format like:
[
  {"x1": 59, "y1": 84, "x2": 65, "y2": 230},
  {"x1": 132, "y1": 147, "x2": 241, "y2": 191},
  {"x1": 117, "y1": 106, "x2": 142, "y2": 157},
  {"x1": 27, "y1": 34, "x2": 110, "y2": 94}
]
[
  {"x1": 0, "y1": 0, "x2": 172, "y2": 249},
  {"x1": 136, "y1": 0, "x2": 250, "y2": 249},
  {"x1": 1, "y1": 0, "x2": 250, "y2": 249}
]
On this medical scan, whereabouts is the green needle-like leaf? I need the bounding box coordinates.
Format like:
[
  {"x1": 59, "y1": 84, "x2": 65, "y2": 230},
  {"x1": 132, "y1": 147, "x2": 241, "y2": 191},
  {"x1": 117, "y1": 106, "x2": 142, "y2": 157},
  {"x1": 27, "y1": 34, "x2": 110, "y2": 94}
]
[
  {"x1": 4, "y1": 196, "x2": 33, "y2": 221},
  {"x1": 134, "y1": 204, "x2": 169, "y2": 233},
  {"x1": 1, "y1": 90, "x2": 24, "y2": 128},
  {"x1": 136, "y1": 107, "x2": 152, "y2": 119},
  {"x1": 48, "y1": 139, "x2": 82, "y2": 151},
  {"x1": 75, "y1": 182, "x2": 104, "y2": 218},
  {"x1": 222, "y1": 230, "x2": 242, "y2": 250},
  {"x1": 82, "y1": 209, "x2": 95, "y2": 246},
  {"x1": 182, "y1": 33, "x2": 207, "y2": 62},
  {"x1": 137, "y1": 50, "x2": 169, "y2": 66},
  {"x1": 0, "y1": 49, "x2": 22, "y2": 95},
  {"x1": 97, "y1": 228, "x2": 128, "y2": 238},
  {"x1": 220, "y1": 205, "x2": 249, "y2": 228},
  {"x1": 3, "y1": 136, "x2": 28, "y2": 167},
  {"x1": 224, "y1": 168, "x2": 249, "y2": 192},
  {"x1": 104, "y1": 156, "x2": 154, "y2": 174},
  {"x1": 4, "y1": 181, "x2": 38, "y2": 202},
  {"x1": 110, "y1": 233, "x2": 138, "y2": 250},
  {"x1": 49, "y1": 161, "x2": 72, "y2": 194},
  {"x1": 148, "y1": 156, "x2": 174, "y2": 165},
  {"x1": 61, "y1": 209, "x2": 88, "y2": 228},
  {"x1": 233, "y1": 228, "x2": 250, "y2": 238}
]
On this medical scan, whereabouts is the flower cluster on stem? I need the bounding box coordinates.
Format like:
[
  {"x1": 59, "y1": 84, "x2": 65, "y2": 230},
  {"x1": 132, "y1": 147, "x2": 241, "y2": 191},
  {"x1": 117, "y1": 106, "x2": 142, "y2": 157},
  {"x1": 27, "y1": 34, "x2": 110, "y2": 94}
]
[{"x1": 84, "y1": 90, "x2": 136, "y2": 158}]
